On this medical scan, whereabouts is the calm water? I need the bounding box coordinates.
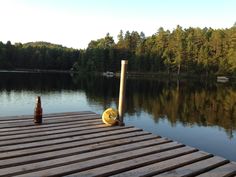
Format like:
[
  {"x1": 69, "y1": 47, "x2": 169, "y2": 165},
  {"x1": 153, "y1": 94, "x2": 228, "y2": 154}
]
[{"x1": 0, "y1": 72, "x2": 236, "y2": 161}]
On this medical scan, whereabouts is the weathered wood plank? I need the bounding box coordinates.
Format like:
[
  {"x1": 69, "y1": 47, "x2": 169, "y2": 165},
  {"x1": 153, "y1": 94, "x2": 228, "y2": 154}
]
[
  {"x1": 0, "y1": 123, "x2": 108, "y2": 141},
  {"x1": 14, "y1": 145, "x2": 192, "y2": 177},
  {"x1": 0, "y1": 127, "x2": 140, "y2": 152},
  {"x1": 0, "y1": 126, "x2": 134, "y2": 146},
  {"x1": 106, "y1": 151, "x2": 212, "y2": 177},
  {"x1": 0, "y1": 119, "x2": 101, "y2": 135},
  {"x1": 0, "y1": 131, "x2": 154, "y2": 159},
  {"x1": 0, "y1": 137, "x2": 171, "y2": 168},
  {"x1": 1, "y1": 111, "x2": 235, "y2": 177},
  {"x1": 0, "y1": 138, "x2": 174, "y2": 176},
  {"x1": 0, "y1": 113, "x2": 98, "y2": 124},
  {"x1": 65, "y1": 146, "x2": 197, "y2": 177},
  {"x1": 0, "y1": 111, "x2": 94, "y2": 121},
  {"x1": 0, "y1": 114, "x2": 100, "y2": 128},
  {"x1": 0, "y1": 118, "x2": 101, "y2": 133},
  {"x1": 155, "y1": 156, "x2": 229, "y2": 177},
  {"x1": 196, "y1": 162, "x2": 236, "y2": 177}
]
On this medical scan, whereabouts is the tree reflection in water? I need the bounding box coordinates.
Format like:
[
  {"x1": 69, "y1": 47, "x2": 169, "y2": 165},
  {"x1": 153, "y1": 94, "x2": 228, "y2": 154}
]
[
  {"x1": 0, "y1": 72, "x2": 236, "y2": 138},
  {"x1": 73, "y1": 75, "x2": 236, "y2": 139}
]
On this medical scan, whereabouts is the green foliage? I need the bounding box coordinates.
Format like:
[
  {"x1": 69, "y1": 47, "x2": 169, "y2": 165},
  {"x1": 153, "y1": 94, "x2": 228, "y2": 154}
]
[
  {"x1": 0, "y1": 41, "x2": 80, "y2": 70},
  {"x1": 1, "y1": 25, "x2": 236, "y2": 75},
  {"x1": 78, "y1": 25, "x2": 236, "y2": 75}
]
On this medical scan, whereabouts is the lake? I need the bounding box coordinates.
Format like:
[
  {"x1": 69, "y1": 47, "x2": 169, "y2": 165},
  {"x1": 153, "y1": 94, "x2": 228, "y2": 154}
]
[{"x1": 0, "y1": 72, "x2": 236, "y2": 161}]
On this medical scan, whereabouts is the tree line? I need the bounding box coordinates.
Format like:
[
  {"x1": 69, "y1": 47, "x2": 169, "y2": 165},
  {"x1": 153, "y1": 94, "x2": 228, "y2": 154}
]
[
  {"x1": 0, "y1": 41, "x2": 80, "y2": 70},
  {"x1": 1, "y1": 24, "x2": 236, "y2": 75}
]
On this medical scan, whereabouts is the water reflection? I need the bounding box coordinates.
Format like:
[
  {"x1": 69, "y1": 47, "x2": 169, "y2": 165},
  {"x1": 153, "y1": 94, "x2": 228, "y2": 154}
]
[
  {"x1": 73, "y1": 75, "x2": 236, "y2": 139},
  {"x1": 1, "y1": 72, "x2": 236, "y2": 140},
  {"x1": 125, "y1": 79, "x2": 236, "y2": 139},
  {"x1": 0, "y1": 72, "x2": 77, "y2": 92}
]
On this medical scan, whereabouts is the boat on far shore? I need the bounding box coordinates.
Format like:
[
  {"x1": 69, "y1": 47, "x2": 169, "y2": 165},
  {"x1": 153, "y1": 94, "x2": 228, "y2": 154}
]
[
  {"x1": 217, "y1": 76, "x2": 229, "y2": 83},
  {"x1": 102, "y1": 71, "x2": 115, "y2": 77}
]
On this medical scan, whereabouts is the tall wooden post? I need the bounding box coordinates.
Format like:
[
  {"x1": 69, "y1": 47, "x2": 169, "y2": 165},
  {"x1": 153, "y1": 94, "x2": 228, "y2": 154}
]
[
  {"x1": 118, "y1": 60, "x2": 128, "y2": 126},
  {"x1": 34, "y1": 96, "x2": 43, "y2": 124}
]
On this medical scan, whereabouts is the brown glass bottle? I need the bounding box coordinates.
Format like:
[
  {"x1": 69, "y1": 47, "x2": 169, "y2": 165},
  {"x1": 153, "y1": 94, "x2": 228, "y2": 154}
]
[{"x1": 34, "y1": 96, "x2": 43, "y2": 124}]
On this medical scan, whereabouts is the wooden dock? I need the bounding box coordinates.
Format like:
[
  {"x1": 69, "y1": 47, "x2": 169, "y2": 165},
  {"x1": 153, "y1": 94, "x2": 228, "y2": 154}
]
[{"x1": 0, "y1": 111, "x2": 235, "y2": 177}]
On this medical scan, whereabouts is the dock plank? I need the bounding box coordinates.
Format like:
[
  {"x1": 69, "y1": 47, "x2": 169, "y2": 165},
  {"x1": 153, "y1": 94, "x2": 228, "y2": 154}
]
[
  {"x1": 0, "y1": 135, "x2": 167, "y2": 168},
  {"x1": 154, "y1": 156, "x2": 229, "y2": 177},
  {"x1": 0, "y1": 111, "x2": 235, "y2": 177},
  {"x1": 100, "y1": 151, "x2": 211, "y2": 177},
  {"x1": 0, "y1": 111, "x2": 94, "y2": 121},
  {"x1": 0, "y1": 118, "x2": 101, "y2": 133},
  {"x1": 0, "y1": 127, "x2": 140, "y2": 152},
  {"x1": 0, "y1": 139, "x2": 177, "y2": 176},
  {"x1": 0, "y1": 125, "x2": 134, "y2": 146},
  {"x1": 0, "y1": 124, "x2": 107, "y2": 141},
  {"x1": 196, "y1": 162, "x2": 236, "y2": 177},
  {"x1": 0, "y1": 119, "x2": 101, "y2": 136},
  {"x1": 15, "y1": 146, "x2": 194, "y2": 177},
  {"x1": 0, "y1": 131, "x2": 153, "y2": 159},
  {"x1": 0, "y1": 114, "x2": 100, "y2": 128},
  {"x1": 0, "y1": 112, "x2": 98, "y2": 124}
]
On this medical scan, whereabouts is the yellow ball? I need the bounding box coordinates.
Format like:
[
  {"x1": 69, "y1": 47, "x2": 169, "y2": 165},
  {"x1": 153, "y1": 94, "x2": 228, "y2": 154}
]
[{"x1": 102, "y1": 108, "x2": 118, "y2": 126}]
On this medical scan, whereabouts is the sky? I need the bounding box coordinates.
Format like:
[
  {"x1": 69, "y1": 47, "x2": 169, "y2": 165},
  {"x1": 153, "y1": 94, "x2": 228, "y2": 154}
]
[{"x1": 0, "y1": 0, "x2": 235, "y2": 49}]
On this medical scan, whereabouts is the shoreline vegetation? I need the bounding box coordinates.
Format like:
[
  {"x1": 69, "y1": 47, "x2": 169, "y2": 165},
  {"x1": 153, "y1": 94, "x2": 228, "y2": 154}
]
[
  {"x1": 1, "y1": 69, "x2": 235, "y2": 82},
  {"x1": 1, "y1": 25, "x2": 236, "y2": 76}
]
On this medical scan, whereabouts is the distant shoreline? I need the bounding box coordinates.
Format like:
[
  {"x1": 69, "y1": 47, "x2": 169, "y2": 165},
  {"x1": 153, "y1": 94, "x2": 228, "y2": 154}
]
[
  {"x1": 0, "y1": 69, "x2": 72, "y2": 74},
  {"x1": 1, "y1": 69, "x2": 234, "y2": 81}
]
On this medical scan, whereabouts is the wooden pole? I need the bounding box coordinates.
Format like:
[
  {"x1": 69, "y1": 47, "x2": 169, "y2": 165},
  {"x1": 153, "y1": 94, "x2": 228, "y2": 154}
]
[
  {"x1": 118, "y1": 60, "x2": 128, "y2": 126},
  {"x1": 34, "y1": 96, "x2": 43, "y2": 124}
]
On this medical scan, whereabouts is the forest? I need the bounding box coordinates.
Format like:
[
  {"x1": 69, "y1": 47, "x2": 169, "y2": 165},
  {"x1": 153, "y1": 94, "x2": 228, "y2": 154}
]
[
  {"x1": 0, "y1": 24, "x2": 236, "y2": 75},
  {"x1": 0, "y1": 41, "x2": 80, "y2": 70}
]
